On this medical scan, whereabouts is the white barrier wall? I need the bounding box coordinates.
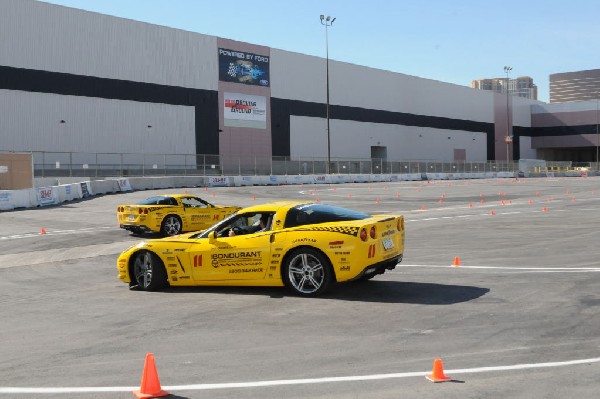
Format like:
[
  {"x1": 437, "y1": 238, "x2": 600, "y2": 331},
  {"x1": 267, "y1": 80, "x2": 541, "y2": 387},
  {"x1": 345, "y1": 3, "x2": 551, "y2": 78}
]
[{"x1": 6, "y1": 171, "x2": 568, "y2": 211}]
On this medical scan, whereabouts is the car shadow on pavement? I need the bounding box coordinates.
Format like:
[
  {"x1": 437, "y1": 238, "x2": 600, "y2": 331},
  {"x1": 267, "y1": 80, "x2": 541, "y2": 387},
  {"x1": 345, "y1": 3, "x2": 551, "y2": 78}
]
[
  {"x1": 328, "y1": 280, "x2": 489, "y2": 304},
  {"x1": 161, "y1": 281, "x2": 489, "y2": 304}
]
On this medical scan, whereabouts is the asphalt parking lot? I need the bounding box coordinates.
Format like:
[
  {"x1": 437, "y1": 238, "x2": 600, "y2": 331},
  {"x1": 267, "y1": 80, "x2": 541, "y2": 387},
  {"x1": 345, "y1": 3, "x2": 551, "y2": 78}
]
[{"x1": 1, "y1": 177, "x2": 599, "y2": 398}]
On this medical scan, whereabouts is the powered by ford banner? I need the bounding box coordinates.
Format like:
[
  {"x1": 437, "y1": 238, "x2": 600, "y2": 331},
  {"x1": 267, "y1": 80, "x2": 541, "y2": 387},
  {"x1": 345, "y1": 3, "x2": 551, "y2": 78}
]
[{"x1": 218, "y1": 48, "x2": 269, "y2": 87}]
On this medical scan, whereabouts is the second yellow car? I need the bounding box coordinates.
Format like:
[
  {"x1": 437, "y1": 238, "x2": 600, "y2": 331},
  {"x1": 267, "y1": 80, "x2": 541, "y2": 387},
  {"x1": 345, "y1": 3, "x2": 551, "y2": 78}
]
[{"x1": 117, "y1": 194, "x2": 241, "y2": 236}]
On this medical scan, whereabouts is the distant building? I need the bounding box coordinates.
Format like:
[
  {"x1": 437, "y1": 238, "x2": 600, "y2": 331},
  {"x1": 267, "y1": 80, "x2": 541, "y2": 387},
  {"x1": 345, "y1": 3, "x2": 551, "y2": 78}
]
[
  {"x1": 550, "y1": 69, "x2": 600, "y2": 103},
  {"x1": 471, "y1": 76, "x2": 538, "y2": 100}
]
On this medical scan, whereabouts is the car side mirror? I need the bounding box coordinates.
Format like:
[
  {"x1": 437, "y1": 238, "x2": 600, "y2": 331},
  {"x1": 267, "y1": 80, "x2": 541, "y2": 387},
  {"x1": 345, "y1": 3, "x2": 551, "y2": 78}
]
[{"x1": 208, "y1": 230, "x2": 216, "y2": 243}]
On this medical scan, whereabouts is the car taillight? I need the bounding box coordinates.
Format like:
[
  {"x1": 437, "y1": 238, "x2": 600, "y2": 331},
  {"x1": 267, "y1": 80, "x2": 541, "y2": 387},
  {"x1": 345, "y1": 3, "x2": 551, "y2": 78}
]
[
  {"x1": 360, "y1": 228, "x2": 367, "y2": 241},
  {"x1": 144, "y1": 208, "x2": 149, "y2": 215},
  {"x1": 370, "y1": 226, "x2": 376, "y2": 239},
  {"x1": 138, "y1": 208, "x2": 143, "y2": 214}
]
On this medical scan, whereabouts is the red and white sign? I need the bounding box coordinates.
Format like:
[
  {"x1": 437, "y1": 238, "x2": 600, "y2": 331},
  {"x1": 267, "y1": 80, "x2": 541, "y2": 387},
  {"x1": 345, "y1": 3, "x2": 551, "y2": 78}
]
[
  {"x1": 223, "y1": 92, "x2": 266, "y2": 129},
  {"x1": 36, "y1": 187, "x2": 56, "y2": 206}
]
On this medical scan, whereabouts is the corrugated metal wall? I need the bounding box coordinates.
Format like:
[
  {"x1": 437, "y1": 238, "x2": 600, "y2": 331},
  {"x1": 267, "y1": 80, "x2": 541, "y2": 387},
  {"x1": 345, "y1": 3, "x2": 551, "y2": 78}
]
[
  {"x1": 1, "y1": 0, "x2": 218, "y2": 90},
  {"x1": 0, "y1": 90, "x2": 196, "y2": 154}
]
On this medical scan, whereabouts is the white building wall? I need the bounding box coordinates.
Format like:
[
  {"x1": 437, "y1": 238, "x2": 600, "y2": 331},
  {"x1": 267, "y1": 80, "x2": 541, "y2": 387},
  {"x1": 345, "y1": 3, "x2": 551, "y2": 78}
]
[
  {"x1": 1, "y1": 0, "x2": 218, "y2": 90},
  {"x1": 290, "y1": 116, "x2": 486, "y2": 161},
  {"x1": 271, "y1": 49, "x2": 494, "y2": 123},
  {"x1": 0, "y1": 90, "x2": 196, "y2": 154}
]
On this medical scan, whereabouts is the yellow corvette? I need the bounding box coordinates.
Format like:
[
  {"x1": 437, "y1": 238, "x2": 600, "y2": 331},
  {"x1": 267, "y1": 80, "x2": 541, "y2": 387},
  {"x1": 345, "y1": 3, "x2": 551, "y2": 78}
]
[
  {"x1": 117, "y1": 194, "x2": 241, "y2": 236},
  {"x1": 117, "y1": 201, "x2": 404, "y2": 296}
]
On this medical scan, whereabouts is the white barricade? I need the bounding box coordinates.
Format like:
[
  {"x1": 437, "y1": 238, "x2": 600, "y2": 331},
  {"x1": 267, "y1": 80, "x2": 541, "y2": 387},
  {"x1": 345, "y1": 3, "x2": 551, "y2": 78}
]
[
  {"x1": 232, "y1": 176, "x2": 252, "y2": 186},
  {"x1": 79, "y1": 181, "x2": 93, "y2": 197},
  {"x1": 266, "y1": 176, "x2": 280, "y2": 185},
  {"x1": 89, "y1": 179, "x2": 120, "y2": 195},
  {"x1": 36, "y1": 186, "x2": 58, "y2": 206},
  {"x1": 110, "y1": 178, "x2": 132, "y2": 192},
  {"x1": 312, "y1": 175, "x2": 327, "y2": 184},
  {"x1": 284, "y1": 175, "x2": 308, "y2": 185},
  {"x1": 56, "y1": 184, "x2": 82, "y2": 203},
  {"x1": 208, "y1": 176, "x2": 230, "y2": 187},
  {"x1": 496, "y1": 172, "x2": 516, "y2": 178},
  {"x1": 0, "y1": 191, "x2": 14, "y2": 210}
]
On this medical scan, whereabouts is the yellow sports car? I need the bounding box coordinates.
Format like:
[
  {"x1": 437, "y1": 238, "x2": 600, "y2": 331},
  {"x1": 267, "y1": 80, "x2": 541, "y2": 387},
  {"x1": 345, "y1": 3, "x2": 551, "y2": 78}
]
[
  {"x1": 117, "y1": 194, "x2": 241, "y2": 236},
  {"x1": 117, "y1": 201, "x2": 404, "y2": 296}
]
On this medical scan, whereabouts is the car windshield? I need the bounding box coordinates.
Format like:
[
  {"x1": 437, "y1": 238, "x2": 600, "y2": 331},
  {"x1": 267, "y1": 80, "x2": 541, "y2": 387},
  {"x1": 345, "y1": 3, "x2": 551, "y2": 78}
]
[
  {"x1": 137, "y1": 196, "x2": 177, "y2": 206},
  {"x1": 284, "y1": 204, "x2": 369, "y2": 228},
  {"x1": 193, "y1": 212, "x2": 239, "y2": 238}
]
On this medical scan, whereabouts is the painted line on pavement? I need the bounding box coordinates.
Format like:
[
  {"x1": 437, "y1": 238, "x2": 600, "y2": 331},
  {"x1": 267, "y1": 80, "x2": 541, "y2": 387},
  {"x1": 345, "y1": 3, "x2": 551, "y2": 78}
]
[
  {"x1": 2, "y1": 356, "x2": 599, "y2": 394},
  {"x1": 398, "y1": 265, "x2": 600, "y2": 272},
  {"x1": 0, "y1": 226, "x2": 115, "y2": 240}
]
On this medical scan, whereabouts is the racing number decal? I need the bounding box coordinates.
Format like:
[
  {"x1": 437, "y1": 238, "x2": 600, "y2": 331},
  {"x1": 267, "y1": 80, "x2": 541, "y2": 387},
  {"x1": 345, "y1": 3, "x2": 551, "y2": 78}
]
[{"x1": 193, "y1": 255, "x2": 202, "y2": 267}]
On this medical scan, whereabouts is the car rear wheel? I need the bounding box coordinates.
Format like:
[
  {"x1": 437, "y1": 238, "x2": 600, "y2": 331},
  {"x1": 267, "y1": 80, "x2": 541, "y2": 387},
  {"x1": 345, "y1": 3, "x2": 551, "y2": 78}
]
[
  {"x1": 133, "y1": 250, "x2": 167, "y2": 291},
  {"x1": 161, "y1": 215, "x2": 182, "y2": 236},
  {"x1": 283, "y1": 248, "x2": 333, "y2": 296}
]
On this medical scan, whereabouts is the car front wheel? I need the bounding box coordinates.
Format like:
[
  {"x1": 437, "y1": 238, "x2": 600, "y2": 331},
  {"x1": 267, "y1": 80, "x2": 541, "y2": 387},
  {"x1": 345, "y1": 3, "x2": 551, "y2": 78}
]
[
  {"x1": 283, "y1": 248, "x2": 333, "y2": 296},
  {"x1": 133, "y1": 250, "x2": 167, "y2": 291}
]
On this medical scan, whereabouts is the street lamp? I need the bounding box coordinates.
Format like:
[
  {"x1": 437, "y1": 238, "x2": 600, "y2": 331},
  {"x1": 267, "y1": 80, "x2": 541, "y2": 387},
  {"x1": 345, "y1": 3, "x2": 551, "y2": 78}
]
[
  {"x1": 504, "y1": 66, "x2": 512, "y2": 164},
  {"x1": 320, "y1": 14, "x2": 335, "y2": 174},
  {"x1": 596, "y1": 92, "x2": 600, "y2": 172}
]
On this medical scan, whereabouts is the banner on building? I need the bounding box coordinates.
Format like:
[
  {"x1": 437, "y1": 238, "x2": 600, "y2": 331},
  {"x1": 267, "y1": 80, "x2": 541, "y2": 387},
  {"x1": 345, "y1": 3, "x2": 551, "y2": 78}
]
[
  {"x1": 223, "y1": 92, "x2": 267, "y2": 129},
  {"x1": 218, "y1": 48, "x2": 270, "y2": 87}
]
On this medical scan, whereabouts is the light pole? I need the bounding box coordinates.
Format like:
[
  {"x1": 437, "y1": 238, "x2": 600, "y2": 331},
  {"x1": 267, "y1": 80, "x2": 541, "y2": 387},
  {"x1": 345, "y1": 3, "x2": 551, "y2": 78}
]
[
  {"x1": 320, "y1": 14, "x2": 335, "y2": 174},
  {"x1": 504, "y1": 66, "x2": 512, "y2": 164},
  {"x1": 596, "y1": 92, "x2": 600, "y2": 172}
]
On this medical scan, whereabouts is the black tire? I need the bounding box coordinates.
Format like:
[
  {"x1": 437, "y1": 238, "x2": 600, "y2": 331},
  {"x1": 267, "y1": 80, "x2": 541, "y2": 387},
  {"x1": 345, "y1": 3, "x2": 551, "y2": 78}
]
[
  {"x1": 161, "y1": 215, "x2": 182, "y2": 236},
  {"x1": 132, "y1": 250, "x2": 167, "y2": 291},
  {"x1": 282, "y1": 248, "x2": 333, "y2": 296}
]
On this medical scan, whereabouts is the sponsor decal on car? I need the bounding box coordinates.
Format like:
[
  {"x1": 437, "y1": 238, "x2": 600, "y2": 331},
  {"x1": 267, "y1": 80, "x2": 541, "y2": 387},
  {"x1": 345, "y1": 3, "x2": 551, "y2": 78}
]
[
  {"x1": 367, "y1": 244, "x2": 376, "y2": 258},
  {"x1": 211, "y1": 251, "x2": 263, "y2": 268},
  {"x1": 292, "y1": 238, "x2": 316, "y2": 243},
  {"x1": 229, "y1": 268, "x2": 263, "y2": 273}
]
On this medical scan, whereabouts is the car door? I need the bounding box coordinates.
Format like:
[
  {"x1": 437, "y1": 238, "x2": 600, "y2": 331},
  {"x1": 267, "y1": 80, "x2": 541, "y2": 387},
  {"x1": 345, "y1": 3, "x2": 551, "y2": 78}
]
[
  {"x1": 181, "y1": 196, "x2": 214, "y2": 231},
  {"x1": 190, "y1": 232, "x2": 271, "y2": 281}
]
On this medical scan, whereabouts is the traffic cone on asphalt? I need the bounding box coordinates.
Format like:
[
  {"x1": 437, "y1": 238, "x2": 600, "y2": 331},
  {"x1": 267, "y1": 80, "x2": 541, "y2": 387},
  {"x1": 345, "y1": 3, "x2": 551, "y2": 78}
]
[
  {"x1": 133, "y1": 353, "x2": 169, "y2": 398},
  {"x1": 40, "y1": 228, "x2": 47, "y2": 235},
  {"x1": 426, "y1": 358, "x2": 452, "y2": 382},
  {"x1": 452, "y1": 256, "x2": 461, "y2": 267}
]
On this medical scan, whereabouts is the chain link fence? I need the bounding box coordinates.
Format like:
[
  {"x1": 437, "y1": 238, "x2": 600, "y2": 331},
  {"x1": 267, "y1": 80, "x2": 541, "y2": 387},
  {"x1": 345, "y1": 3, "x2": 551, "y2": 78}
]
[{"x1": 6, "y1": 151, "x2": 596, "y2": 178}]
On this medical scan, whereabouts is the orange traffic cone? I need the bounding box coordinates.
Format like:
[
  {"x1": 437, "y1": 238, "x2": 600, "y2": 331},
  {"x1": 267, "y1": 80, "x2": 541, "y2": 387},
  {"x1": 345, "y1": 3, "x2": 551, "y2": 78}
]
[
  {"x1": 40, "y1": 228, "x2": 47, "y2": 235},
  {"x1": 133, "y1": 353, "x2": 169, "y2": 398},
  {"x1": 452, "y1": 256, "x2": 461, "y2": 267},
  {"x1": 490, "y1": 209, "x2": 495, "y2": 215},
  {"x1": 426, "y1": 358, "x2": 452, "y2": 382}
]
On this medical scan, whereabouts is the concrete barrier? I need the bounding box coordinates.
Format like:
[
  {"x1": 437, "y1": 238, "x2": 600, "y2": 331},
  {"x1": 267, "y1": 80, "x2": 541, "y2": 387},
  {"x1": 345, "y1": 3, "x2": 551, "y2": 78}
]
[
  {"x1": 0, "y1": 171, "x2": 584, "y2": 212},
  {"x1": 89, "y1": 179, "x2": 120, "y2": 195},
  {"x1": 56, "y1": 183, "x2": 82, "y2": 203}
]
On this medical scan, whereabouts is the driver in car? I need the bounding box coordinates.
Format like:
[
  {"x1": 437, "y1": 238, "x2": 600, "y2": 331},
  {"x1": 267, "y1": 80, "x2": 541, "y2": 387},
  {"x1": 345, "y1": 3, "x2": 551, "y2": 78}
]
[{"x1": 228, "y1": 214, "x2": 269, "y2": 237}]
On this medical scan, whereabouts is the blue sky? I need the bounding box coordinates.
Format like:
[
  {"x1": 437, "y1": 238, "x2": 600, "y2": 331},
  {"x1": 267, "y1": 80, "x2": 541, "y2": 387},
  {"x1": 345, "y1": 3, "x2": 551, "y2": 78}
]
[{"x1": 42, "y1": 0, "x2": 600, "y2": 102}]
